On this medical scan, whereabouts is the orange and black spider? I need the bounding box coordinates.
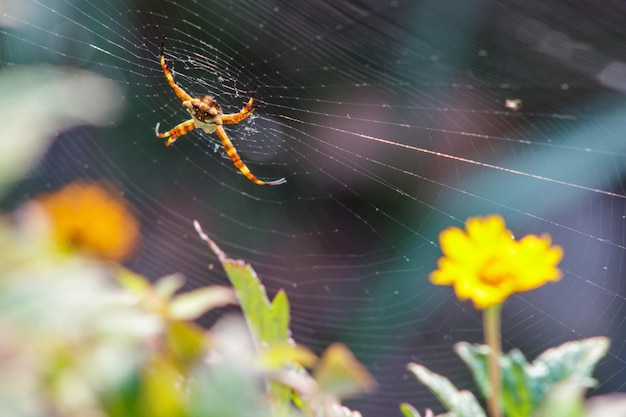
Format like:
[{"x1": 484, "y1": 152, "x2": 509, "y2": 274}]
[{"x1": 155, "y1": 37, "x2": 286, "y2": 186}]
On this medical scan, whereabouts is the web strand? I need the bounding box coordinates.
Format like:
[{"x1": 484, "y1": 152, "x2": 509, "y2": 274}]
[{"x1": 3, "y1": 1, "x2": 626, "y2": 415}]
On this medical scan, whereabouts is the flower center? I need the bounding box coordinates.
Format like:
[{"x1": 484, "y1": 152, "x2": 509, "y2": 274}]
[{"x1": 479, "y1": 256, "x2": 514, "y2": 287}]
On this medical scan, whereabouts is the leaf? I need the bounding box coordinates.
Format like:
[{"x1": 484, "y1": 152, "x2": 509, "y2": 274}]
[
  {"x1": 407, "y1": 363, "x2": 487, "y2": 417},
  {"x1": 259, "y1": 342, "x2": 317, "y2": 371},
  {"x1": 533, "y1": 378, "x2": 593, "y2": 417},
  {"x1": 188, "y1": 315, "x2": 280, "y2": 417},
  {"x1": 501, "y1": 349, "x2": 539, "y2": 417},
  {"x1": 154, "y1": 274, "x2": 185, "y2": 300},
  {"x1": 454, "y1": 337, "x2": 610, "y2": 417},
  {"x1": 194, "y1": 221, "x2": 294, "y2": 411},
  {"x1": 313, "y1": 343, "x2": 376, "y2": 399},
  {"x1": 189, "y1": 363, "x2": 266, "y2": 417},
  {"x1": 165, "y1": 320, "x2": 207, "y2": 368},
  {"x1": 534, "y1": 337, "x2": 609, "y2": 386},
  {"x1": 273, "y1": 367, "x2": 318, "y2": 399},
  {"x1": 399, "y1": 406, "x2": 441, "y2": 417},
  {"x1": 194, "y1": 221, "x2": 291, "y2": 347},
  {"x1": 399, "y1": 403, "x2": 422, "y2": 417},
  {"x1": 115, "y1": 268, "x2": 151, "y2": 294},
  {"x1": 139, "y1": 356, "x2": 186, "y2": 417},
  {"x1": 400, "y1": 403, "x2": 436, "y2": 417},
  {"x1": 168, "y1": 286, "x2": 236, "y2": 320},
  {"x1": 454, "y1": 343, "x2": 491, "y2": 398},
  {"x1": 0, "y1": 65, "x2": 122, "y2": 197},
  {"x1": 455, "y1": 342, "x2": 535, "y2": 417}
]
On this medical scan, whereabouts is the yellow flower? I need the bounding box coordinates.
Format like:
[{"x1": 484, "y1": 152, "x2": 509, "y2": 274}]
[
  {"x1": 37, "y1": 181, "x2": 139, "y2": 262},
  {"x1": 430, "y1": 215, "x2": 562, "y2": 309}
]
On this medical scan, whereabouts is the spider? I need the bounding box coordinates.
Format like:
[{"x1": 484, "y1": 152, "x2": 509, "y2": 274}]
[{"x1": 155, "y1": 37, "x2": 286, "y2": 186}]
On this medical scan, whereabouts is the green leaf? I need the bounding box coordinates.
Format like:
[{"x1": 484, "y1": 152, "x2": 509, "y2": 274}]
[
  {"x1": 165, "y1": 321, "x2": 207, "y2": 368},
  {"x1": 168, "y1": 286, "x2": 236, "y2": 320},
  {"x1": 188, "y1": 315, "x2": 291, "y2": 417},
  {"x1": 454, "y1": 337, "x2": 610, "y2": 417},
  {"x1": 0, "y1": 65, "x2": 122, "y2": 197},
  {"x1": 313, "y1": 343, "x2": 376, "y2": 399},
  {"x1": 501, "y1": 349, "x2": 538, "y2": 417},
  {"x1": 533, "y1": 378, "x2": 593, "y2": 417},
  {"x1": 407, "y1": 363, "x2": 487, "y2": 417},
  {"x1": 454, "y1": 343, "x2": 490, "y2": 398},
  {"x1": 154, "y1": 274, "x2": 185, "y2": 300},
  {"x1": 399, "y1": 402, "x2": 422, "y2": 417},
  {"x1": 189, "y1": 362, "x2": 266, "y2": 417},
  {"x1": 139, "y1": 356, "x2": 186, "y2": 417},
  {"x1": 534, "y1": 337, "x2": 609, "y2": 386},
  {"x1": 194, "y1": 221, "x2": 294, "y2": 411},
  {"x1": 258, "y1": 342, "x2": 317, "y2": 371},
  {"x1": 399, "y1": 406, "x2": 446, "y2": 417},
  {"x1": 455, "y1": 342, "x2": 535, "y2": 417},
  {"x1": 194, "y1": 221, "x2": 291, "y2": 347},
  {"x1": 115, "y1": 268, "x2": 151, "y2": 294},
  {"x1": 224, "y1": 261, "x2": 291, "y2": 345}
]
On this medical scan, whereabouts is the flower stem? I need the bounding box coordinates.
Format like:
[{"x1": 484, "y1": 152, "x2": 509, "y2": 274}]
[{"x1": 484, "y1": 304, "x2": 502, "y2": 417}]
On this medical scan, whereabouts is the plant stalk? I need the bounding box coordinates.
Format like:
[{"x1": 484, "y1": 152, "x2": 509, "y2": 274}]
[{"x1": 484, "y1": 304, "x2": 502, "y2": 417}]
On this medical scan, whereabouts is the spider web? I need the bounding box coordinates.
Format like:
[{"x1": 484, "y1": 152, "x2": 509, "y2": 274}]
[{"x1": 2, "y1": 0, "x2": 626, "y2": 415}]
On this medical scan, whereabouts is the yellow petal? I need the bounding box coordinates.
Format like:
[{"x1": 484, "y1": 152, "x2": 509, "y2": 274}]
[{"x1": 429, "y1": 215, "x2": 563, "y2": 310}]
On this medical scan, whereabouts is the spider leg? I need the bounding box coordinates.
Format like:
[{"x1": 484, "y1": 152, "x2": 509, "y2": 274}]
[
  {"x1": 155, "y1": 119, "x2": 196, "y2": 147},
  {"x1": 215, "y1": 125, "x2": 286, "y2": 186},
  {"x1": 222, "y1": 83, "x2": 260, "y2": 125},
  {"x1": 160, "y1": 37, "x2": 192, "y2": 102}
]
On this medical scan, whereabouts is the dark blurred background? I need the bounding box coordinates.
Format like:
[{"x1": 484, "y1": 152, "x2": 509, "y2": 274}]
[{"x1": 2, "y1": 0, "x2": 626, "y2": 415}]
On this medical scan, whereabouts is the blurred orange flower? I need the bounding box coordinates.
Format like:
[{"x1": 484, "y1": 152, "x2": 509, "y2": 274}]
[
  {"x1": 37, "y1": 181, "x2": 139, "y2": 262},
  {"x1": 430, "y1": 215, "x2": 562, "y2": 309}
]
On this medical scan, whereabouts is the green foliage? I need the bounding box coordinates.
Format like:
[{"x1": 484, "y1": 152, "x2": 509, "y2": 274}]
[
  {"x1": 194, "y1": 220, "x2": 375, "y2": 417},
  {"x1": 0, "y1": 201, "x2": 374, "y2": 417},
  {"x1": 399, "y1": 402, "x2": 422, "y2": 417},
  {"x1": 533, "y1": 378, "x2": 592, "y2": 417},
  {"x1": 0, "y1": 71, "x2": 619, "y2": 415},
  {"x1": 0, "y1": 65, "x2": 122, "y2": 196},
  {"x1": 0, "y1": 207, "x2": 618, "y2": 417},
  {"x1": 313, "y1": 343, "x2": 376, "y2": 399},
  {"x1": 221, "y1": 254, "x2": 292, "y2": 346},
  {"x1": 407, "y1": 363, "x2": 486, "y2": 417},
  {"x1": 410, "y1": 337, "x2": 610, "y2": 417},
  {"x1": 399, "y1": 402, "x2": 441, "y2": 417},
  {"x1": 194, "y1": 220, "x2": 294, "y2": 413},
  {"x1": 194, "y1": 220, "x2": 291, "y2": 347},
  {"x1": 187, "y1": 316, "x2": 277, "y2": 417},
  {"x1": 455, "y1": 337, "x2": 609, "y2": 417}
]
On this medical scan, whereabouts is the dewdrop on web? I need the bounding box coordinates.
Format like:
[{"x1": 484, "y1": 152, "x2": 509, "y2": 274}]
[{"x1": 504, "y1": 98, "x2": 522, "y2": 111}]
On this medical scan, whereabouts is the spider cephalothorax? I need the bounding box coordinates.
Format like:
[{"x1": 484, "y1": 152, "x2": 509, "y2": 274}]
[
  {"x1": 182, "y1": 96, "x2": 222, "y2": 133},
  {"x1": 155, "y1": 37, "x2": 285, "y2": 186}
]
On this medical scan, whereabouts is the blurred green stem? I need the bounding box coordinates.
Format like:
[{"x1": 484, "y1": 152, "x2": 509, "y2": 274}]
[{"x1": 484, "y1": 304, "x2": 502, "y2": 417}]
